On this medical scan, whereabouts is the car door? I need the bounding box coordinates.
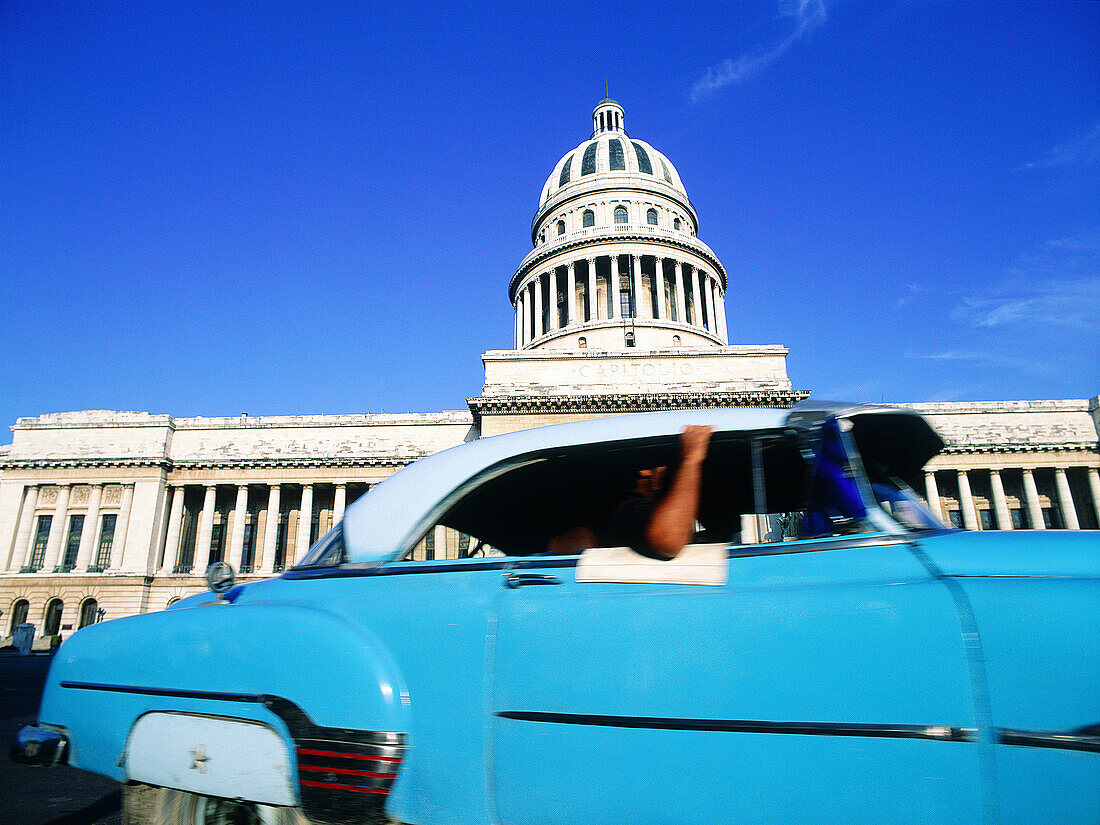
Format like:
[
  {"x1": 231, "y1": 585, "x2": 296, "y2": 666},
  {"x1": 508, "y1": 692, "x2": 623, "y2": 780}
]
[{"x1": 490, "y1": 535, "x2": 985, "y2": 825}]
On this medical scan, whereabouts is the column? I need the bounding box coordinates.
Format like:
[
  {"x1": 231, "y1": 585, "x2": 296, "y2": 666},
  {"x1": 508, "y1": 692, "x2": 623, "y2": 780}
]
[
  {"x1": 162, "y1": 486, "x2": 185, "y2": 571},
  {"x1": 11, "y1": 486, "x2": 38, "y2": 571},
  {"x1": 631, "y1": 255, "x2": 644, "y2": 319},
  {"x1": 1022, "y1": 469, "x2": 1044, "y2": 530},
  {"x1": 675, "y1": 262, "x2": 687, "y2": 324},
  {"x1": 42, "y1": 485, "x2": 71, "y2": 572},
  {"x1": 653, "y1": 258, "x2": 666, "y2": 320},
  {"x1": 113, "y1": 484, "x2": 134, "y2": 570},
  {"x1": 586, "y1": 259, "x2": 597, "y2": 320},
  {"x1": 1089, "y1": 468, "x2": 1100, "y2": 528},
  {"x1": 705, "y1": 274, "x2": 718, "y2": 334},
  {"x1": 532, "y1": 275, "x2": 543, "y2": 338},
  {"x1": 566, "y1": 262, "x2": 576, "y2": 327},
  {"x1": 228, "y1": 484, "x2": 249, "y2": 569},
  {"x1": 194, "y1": 484, "x2": 217, "y2": 571},
  {"x1": 548, "y1": 270, "x2": 559, "y2": 330},
  {"x1": 333, "y1": 483, "x2": 347, "y2": 524},
  {"x1": 989, "y1": 470, "x2": 1011, "y2": 531},
  {"x1": 522, "y1": 287, "x2": 532, "y2": 345},
  {"x1": 1054, "y1": 468, "x2": 1079, "y2": 530},
  {"x1": 956, "y1": 470, "x2": 978, "y2": 530},
  {"x1": 513, "y1": 294, "x2": 521, "y2": 348},
  {"x1": 74, "y1": 485, "x2": 103, "y2": 570},
  {"x1": 924, "y1": 472, "x2": 943, "y2": 521},
  {"x1": 715, "y1": 280, "x2": 728, "y2": 341},
  {"x1": 609, "y1": 256, "x2": 621, "y2": 319},
  {"x1": 294, "y1": 484, "x2": 314, "y2": 564},
  {"x1": 260, "y1": 485, "x2": 281, "y2": 574}
]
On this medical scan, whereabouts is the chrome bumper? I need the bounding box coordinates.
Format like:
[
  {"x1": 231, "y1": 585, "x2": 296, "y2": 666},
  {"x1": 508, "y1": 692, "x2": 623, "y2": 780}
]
[{"x1": 10, "y1": 725, "x2": 68, "y2": 767}]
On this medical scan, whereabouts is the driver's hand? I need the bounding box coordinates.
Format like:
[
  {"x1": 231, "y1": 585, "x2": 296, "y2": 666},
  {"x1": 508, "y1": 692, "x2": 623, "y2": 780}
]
[{"x1": 680, "y1": 425, "x2": 713, "y2": 465}]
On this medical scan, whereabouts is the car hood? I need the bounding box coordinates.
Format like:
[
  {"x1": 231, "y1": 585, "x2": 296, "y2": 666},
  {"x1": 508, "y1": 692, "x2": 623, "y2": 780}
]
[{"x1": 917, "y1": 529, "x2": 1100, "y2": 578}]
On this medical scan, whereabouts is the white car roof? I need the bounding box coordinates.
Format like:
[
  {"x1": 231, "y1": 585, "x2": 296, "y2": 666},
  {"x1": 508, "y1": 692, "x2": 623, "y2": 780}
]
[{"x1": 341, "y1": 407, "x2": 788, "y2": 564}]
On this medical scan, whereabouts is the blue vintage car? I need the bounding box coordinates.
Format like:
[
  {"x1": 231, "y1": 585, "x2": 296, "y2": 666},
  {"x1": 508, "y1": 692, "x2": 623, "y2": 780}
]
[{"x1": 13, "y1": 403, "x2": 1100, "y2": 825}]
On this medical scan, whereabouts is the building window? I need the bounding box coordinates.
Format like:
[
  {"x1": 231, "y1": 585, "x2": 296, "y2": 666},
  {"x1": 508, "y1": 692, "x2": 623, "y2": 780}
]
[
  {"x1": 27, "y1": 516, "x2": 52, "y2": 571},
  {"x1": 274, "y1": 510, "x2": 289, "y2": 572},
  {"x1": 1042, "y1": 507, "x2": 1062, "y2": 529},
  {"x1": 240, "y1": 508, "x2": 257, "y2": 573},
  {"x1": 948, "y1": 510, "x2": 963, "y2": 529},
  {"x1": 43, "y1": 598, "x2": 63, "y2": 636},
  {"x1": 60, "y1": 514, "x2": 84, "y2": 572},
  {"x1": 978, "y1": 509, "x2": 995, "y2": 530},
  {"x1": 672, "y1": 335, "x2": 681, "y2": 347},
  {"x1": 632, "y1": 141, "x2": 652, "y2": 174},
  {"x1": 646, "y1": 208, "x2": 658, "y2": 226},
  {"x1": 1009, "y1": 508, "x2": 1028, "y2": 529},
  {"x1": 558, "y1": 154, "x2": 572, "y2": 187},
  {"x1": 660, "y1": 159, "x2": 674, "y2": 184},
  {"x1": 581, "y1": 142, "x2": 597, "y2": 175},
  {"x1": 614, "y1": 205, "x2": 628, "y2": 224},
  {"x1": 557, "y1": 220, "x2": 565, "y2": 236},
  {"x1": 673, "y1": 217, "x2": 681, "y2": 230},
  {"x1": 9, "y1": 599, "x2": 29, "y2": 634},
  {"x1": 92, "y1": 514, "x2": 116, "y2": 572},
  {"x1": 582, "y1": 209, "x2": 594, "y2": 227},
  {"x1": 578, "y1": 337, "x2": 587, "y2": 349},
  {"x1": 424, "y1": 529, "x2": 435, "y2": 561},
  {"x1": 608, "y1": 139, "x2": 625, "y2": 171},
  {"x1": 78, "y1": 598, "x2": 98, "y2": 629}
]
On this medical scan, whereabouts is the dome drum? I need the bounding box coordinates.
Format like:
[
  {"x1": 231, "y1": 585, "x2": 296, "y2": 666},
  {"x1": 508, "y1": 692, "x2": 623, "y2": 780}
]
[{"x1": 514, "y1": 100, "x2": 730, "y2": 355}]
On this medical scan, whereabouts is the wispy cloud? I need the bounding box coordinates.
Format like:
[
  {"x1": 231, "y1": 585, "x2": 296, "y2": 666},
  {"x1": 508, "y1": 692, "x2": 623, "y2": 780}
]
[
  {"x1": 949, "y1": 230, "x2": 1100, "y2": 331},
  {"x1": 690, "y1": 0, "x2": 827, "y2": 103},
  {"x1": 1017, "y1": 121, "x2": 1100, "y2": 172}
]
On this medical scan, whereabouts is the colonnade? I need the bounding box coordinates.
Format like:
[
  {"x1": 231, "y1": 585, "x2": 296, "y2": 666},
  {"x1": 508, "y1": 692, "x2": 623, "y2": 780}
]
[
  {"x1": 159, "y1": 482, "x2": 355, "y2": 576},
  {"x1": 514, "y1": 253, "x2": 727, "y2": 347},
  {"x1": 923, "y1": 466, "x2": 1100, "y2": 530},
  {"x1": 10, "y1": 483, "x2": 134, "y2": 573}
]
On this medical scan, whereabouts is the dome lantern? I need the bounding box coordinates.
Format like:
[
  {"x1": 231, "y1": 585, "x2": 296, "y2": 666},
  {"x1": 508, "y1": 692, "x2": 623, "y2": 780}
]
[{"x1": 592, "y1": 98, "x2": 624, "y2": 136}]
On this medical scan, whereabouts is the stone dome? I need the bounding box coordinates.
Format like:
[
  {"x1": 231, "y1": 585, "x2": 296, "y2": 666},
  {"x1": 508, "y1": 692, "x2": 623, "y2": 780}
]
[{"x1": 538, "y1": 99, "x2": 690, "y2": 206}]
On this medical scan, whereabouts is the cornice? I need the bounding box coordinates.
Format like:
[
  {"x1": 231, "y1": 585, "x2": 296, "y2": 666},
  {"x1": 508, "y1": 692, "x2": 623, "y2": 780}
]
[
  {"x1": 939, "y1": 443, "x2": 1099, "y2": 455},
  {"x1": 0, "y1": 457, "x2": 171, "y2": 471},
  {"x1": 467, "y1": 390, "x2": 810, "y2": 419}
]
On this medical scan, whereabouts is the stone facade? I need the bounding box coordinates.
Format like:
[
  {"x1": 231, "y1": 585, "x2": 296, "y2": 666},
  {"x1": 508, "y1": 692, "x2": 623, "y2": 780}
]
[{"x1": 2, "y1": 99, "x2": 1096, "y2": 643}]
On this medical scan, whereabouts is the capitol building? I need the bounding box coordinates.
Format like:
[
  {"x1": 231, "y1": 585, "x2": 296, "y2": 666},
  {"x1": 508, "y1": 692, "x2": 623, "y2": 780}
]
[{"x1": 1, "y1": 100, "x2": 1098, "y2": 644}]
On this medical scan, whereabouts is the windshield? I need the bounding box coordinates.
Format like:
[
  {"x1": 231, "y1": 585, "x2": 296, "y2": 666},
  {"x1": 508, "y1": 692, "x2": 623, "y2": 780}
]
[{"x1": 870, "y1": 478, "x2": 945, "y2": 532}]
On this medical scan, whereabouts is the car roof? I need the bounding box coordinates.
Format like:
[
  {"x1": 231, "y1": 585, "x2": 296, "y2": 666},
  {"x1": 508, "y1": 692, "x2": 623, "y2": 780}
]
[{"x1": 340, "y1": 407, "x2": 788, "y2": 564}]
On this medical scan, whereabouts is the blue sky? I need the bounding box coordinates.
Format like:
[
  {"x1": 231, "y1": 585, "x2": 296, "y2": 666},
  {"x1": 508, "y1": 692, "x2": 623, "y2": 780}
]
[{"x1": 2, "y1": 1, "x2": 1097, "y2": 433}]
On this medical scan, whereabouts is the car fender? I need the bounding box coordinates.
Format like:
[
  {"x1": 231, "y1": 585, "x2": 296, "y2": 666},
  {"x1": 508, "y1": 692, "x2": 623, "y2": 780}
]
[{"x1": 38, "y1": 600, "x2": 411, "y2": 806}]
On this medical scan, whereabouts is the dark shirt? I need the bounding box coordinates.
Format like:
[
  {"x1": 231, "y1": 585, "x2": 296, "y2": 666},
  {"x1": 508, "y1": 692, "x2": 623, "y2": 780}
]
[{"x1": 603, "y1": 493, "x2": 666, "y2": 560}]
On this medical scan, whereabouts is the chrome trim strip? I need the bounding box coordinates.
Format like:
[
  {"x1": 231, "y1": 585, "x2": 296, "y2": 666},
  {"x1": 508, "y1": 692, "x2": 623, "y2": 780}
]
[
  {"x1": 998, "y1": 727, "x2": 1100, "y2": 753},
  {"x1": 497, "y1": 712, "x2": 975, "y2": 742}
]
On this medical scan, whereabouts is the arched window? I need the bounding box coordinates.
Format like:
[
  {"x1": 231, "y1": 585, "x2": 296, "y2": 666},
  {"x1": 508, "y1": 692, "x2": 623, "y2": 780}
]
[
  {"x1": 632, "y1": 142, "x2": 653, "y2": 175},
  {"x1": 166, "y1": 597, "x2": 181, "y2": 609},
  {"x1": 558, "y1": 155, "x2": 572, "y2": 187},
  {"x1": 646, "y1": 209, "x2": 658, "y2": 226},
  {"x1": 578, "y1": 337, "x2": 587, "y2": 349},
  {"x1": 660, "y1": 159, "x2": 674, "y2": 184},
  {"x1": 673, "y1": 217, "x2": 681, "y2": 230},
  {"x1": 672, "y1": 335, "x2": 682, "y2": 347},
  {"x1": 9, "y1": 599, "x2": 28, "y2": 634},
  {"x1": 557, "y1": 220, "x2": 565, "y2": 236},
  {"x1": 582, "y1": 209, "x2": 594, "y2": 228},
  {"x1": 614, "y1": 205, "x2": 628, "y2": 224},
  {"x1": 608, "y1": 139, "x2": 625, "y2": 171},
  {"x1": 581, "y1": 142, "x2": 598, "y2": 175},
  {"x1": 43, "y1": 598, "x2": 63, "y2": 636},
  {"x1": 78, "y1": 598, "x2": 98, "y2": 629}
]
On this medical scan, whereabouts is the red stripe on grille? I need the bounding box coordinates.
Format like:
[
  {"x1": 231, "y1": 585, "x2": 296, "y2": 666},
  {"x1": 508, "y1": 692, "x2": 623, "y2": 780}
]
[
  {"x1": 301, "y1": 779, "x2": 388, "y2": 795},
  {"x1": 296, "y1": 748, "x2": 401, "y2": 763},
  {"x1": 299, "y1": 764, "x2": 397, "y2": 780}
]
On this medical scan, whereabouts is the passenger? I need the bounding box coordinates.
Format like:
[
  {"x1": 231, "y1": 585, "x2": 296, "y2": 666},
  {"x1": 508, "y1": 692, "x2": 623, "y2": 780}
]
[{"x1": 602, "y1": 424, "x2": 713, "y2": 559}]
